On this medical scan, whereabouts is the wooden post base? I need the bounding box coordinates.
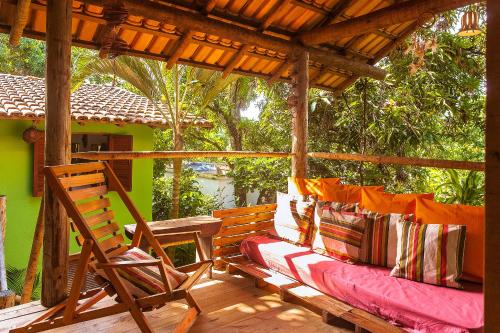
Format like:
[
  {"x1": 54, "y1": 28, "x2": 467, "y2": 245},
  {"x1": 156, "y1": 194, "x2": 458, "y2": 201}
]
[{"x1": 0, "y1": 290, "x2": 15, "y2": 309}]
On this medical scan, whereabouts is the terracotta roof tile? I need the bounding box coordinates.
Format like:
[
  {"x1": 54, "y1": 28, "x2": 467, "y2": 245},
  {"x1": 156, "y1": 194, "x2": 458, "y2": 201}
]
[{"x1": 0, "y1": 73, "x2": 211, "y2": 128}]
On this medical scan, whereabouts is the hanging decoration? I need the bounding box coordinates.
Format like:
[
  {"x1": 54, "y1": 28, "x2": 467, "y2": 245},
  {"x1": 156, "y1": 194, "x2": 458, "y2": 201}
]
[
  {"x1": 405, "y1": 33, "x2": 438, "y2": 75},
  {"x1": 458, "y1": 9, "x2": 481, "y2": 37}
]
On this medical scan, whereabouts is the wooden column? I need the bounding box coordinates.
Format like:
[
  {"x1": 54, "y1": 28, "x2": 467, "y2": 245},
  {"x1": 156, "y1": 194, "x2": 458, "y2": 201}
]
[
  {"x1": 289, "y1": 50, "x2": 309, "y2": 178},
  {"x1": 485, "y1": 1, "x2": 500, "y2": 331},
  {"x1": 42, "y1": 0, "x2": 72, "y2": 307}
]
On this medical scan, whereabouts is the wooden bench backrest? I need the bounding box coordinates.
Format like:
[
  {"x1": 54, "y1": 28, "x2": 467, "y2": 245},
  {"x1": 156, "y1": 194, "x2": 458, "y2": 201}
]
[
  {"x1": 212, "y1": 204, "x2": 277, "y2": 260},
  {"x1": 45, "y1": 162, "x2": 128, "y2": 261}
]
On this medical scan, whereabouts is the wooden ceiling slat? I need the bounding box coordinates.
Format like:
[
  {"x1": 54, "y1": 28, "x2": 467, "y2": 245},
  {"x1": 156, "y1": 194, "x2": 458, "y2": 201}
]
[
  {"x1": 0, "y1": 0, "x2": 437, "y2": 92},
  {"x1": 75, "y1": 0, "x2": 386, "y2": 80}
]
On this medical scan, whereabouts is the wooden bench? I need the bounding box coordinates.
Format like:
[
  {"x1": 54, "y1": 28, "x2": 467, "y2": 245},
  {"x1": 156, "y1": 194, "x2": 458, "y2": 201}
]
[{"x1": 211, "y1": 204, "x2": 404, "y2": 333}]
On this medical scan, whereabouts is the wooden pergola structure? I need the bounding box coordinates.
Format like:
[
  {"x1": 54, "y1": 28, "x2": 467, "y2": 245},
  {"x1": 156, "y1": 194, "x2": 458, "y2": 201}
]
[{"x1": 0, "y1": 0, "x2": 498, "y2": 331}]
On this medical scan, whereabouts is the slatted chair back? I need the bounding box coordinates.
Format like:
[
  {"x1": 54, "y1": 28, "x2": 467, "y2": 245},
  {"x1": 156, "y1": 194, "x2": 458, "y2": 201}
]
[
  {"x1": 51, "y1": 162, "x2": 126, "y2": 260},
  {"x1": 44, "y1": 161, "x2": 174, "y2": 267},
  {"x1": 212, "y1": 204, "x2": 277, "y2": 261}
]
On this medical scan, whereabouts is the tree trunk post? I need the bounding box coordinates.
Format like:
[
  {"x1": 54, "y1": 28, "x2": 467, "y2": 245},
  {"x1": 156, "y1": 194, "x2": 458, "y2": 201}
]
[
  {"x1": 42, "y1": 0, "x2": 72, "y2": 307},
  {"x1": 0, "y1": 195, "x2": 15, "y2": 309},
  {"x1": 485, "y1": 1, "x2": 500, "y2": 331},
  {"x1": 21, "y1": 198, "x2": 44, "y2": 304},
  {"x1": 290, "y1": 50, "x2": 309, "y2": 178}
]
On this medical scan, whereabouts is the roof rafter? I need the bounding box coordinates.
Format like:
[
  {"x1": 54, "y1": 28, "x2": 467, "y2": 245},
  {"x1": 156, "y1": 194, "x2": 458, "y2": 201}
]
[
  {"x1": 299, "y1": 0, "x2": 481, "y2": 45},
  {"x1": 78, "y1": 0, "x2": 386, "y2": 80},
  {"x1": 222, "y1": 44, "x2": 251, "y2": 78},
  {"x1": 166, "y1": 30, "x2": 194, "y2": 69}
]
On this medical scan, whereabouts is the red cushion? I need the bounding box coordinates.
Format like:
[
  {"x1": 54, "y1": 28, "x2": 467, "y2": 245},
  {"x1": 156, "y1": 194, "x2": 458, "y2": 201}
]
[{"x1": 241, "y1": 235, "x2": 483, "y2": 332}]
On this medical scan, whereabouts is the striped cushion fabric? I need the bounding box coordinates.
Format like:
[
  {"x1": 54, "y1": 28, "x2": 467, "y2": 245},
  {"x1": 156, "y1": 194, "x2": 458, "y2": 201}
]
[
  {"x1": 312, "y1": 203, "x2": 366, "y2": 263},
  {"x1": 311, "y1": 201, "x2": 358, "y2": 242},
  {"x1": 390, "y1": 221, "x2": 466, "y2": 288},
  {"x1": 95, "y1": 247, "x2": 188, "y2": 298},
  {"x1": 272, "y1": 192, "x2": 315, "y2": 245},
  {"x1": 361, "y1": 211, "x2": 413, "y2": 267}
]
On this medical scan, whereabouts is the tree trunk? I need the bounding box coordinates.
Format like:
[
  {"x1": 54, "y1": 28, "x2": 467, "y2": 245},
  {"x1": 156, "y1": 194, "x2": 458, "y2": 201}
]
[
  {"x1": 171, "y1": 129, "x2": 184, "y2": 219},
  {"x1": 226, "y1": 115, "x2": 247, "y2": 206}
]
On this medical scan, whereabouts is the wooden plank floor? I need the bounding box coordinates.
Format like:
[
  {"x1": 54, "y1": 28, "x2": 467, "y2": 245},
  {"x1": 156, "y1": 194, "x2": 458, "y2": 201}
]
[{"x1": 0, "y1": 271, "x2": 352, "y2": 333}]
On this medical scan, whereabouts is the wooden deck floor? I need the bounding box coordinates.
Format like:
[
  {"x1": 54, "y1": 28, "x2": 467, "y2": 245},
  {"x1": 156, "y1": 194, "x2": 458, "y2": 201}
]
[{"x1": 0, "y1": 271, "x2": 352, "y2": 333}]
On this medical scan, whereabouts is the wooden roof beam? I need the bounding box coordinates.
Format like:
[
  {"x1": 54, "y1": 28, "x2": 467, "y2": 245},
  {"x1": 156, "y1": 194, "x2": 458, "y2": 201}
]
[
  {"x1": 222, "y1": 44, "x2": 251, "y2": 78},
  {"x1": 268, "y1": 61, "x2": 292, "y2": 84},
  {"x1": 166, "y1": 30, "x2": 194, "y2": 69},
  {"x1": 9, "y1": 0, "x2": 30, "y2": 46},
  {"x1": 299, "y1": 0, "x2": 481, "y2": 45},
  {"x1": 79, "y1": 0, "x2": 386, "y2": 80},
  {"x1": 332, "y1": 21, "x2": 420, "y2": 95}
]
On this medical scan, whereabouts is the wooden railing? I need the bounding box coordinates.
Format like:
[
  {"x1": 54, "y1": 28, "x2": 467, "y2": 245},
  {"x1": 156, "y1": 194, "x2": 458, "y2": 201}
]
[{"x1": 73, "y1": 150, "x2": 485, "y2": 171}]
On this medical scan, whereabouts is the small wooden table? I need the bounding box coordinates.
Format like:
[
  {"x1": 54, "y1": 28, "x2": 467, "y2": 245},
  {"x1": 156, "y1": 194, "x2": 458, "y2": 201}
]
[{"x1": 124, "y1": 215, "x2": 222, "y2": 260}]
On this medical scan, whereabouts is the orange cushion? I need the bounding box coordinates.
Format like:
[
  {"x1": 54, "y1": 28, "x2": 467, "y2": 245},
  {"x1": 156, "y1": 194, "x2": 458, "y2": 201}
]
[
  {"x1": 320, "y1": 184, "x2": 384, "y2": 203},
  {"x1": 361, "y1": 189, "x2": 434, "y2": 215},
  {"x1": 415, "y1": 198, "x2": 484, "y2": 282},
  {"x1": 288, "y1": 177, "x2": 341, "y2": 196}
]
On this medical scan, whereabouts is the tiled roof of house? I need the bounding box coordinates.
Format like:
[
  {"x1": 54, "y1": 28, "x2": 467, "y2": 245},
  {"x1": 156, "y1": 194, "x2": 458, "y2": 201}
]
[{"x1": 0, "y1": 73, "x2": 211, "y2": 128}]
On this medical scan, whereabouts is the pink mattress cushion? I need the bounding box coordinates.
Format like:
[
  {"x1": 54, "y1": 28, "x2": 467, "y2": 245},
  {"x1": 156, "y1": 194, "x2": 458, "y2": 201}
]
[{"x1": 240, "y1": 235, "x2": 483, "y2": 333}]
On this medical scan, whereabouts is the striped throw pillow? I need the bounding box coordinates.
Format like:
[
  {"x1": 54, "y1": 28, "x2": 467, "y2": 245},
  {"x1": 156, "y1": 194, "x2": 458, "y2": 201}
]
[
  {"x1": 312, "y1": 206, "x2": 367, "y2": 263},
  {"x1": 390, "y1": 221, "x2": 466, "y2": 288},
  {"x1": 311, "y1": 201, "x2": 358, "y2": 244},
  {"x1": 272, "y1": 192, "x2": 316, "y2": 245},
  {"x1": 94, "y1": 247, "x2": 188, "y2": 298},
  {"x1": 361, "y1": 211, "x2": 413, "y2": 267}
]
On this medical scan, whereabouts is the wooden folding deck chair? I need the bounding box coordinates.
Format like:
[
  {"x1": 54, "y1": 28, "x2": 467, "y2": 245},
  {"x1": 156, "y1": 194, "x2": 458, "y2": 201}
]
[{"x1": 11, "y1": 161, "x2": 212, "y2": 333}]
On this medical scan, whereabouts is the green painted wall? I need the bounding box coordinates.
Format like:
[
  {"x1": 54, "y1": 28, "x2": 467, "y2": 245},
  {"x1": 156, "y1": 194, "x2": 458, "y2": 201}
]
[{"x1": 0, "y1": 120, "x2": 154, "y2": 268}]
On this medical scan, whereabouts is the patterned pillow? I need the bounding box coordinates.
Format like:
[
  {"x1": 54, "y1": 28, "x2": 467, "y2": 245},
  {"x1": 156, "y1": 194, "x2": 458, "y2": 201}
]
[
  {"x1": 390, "y1": 221, "x2": 466, "y2": 288},
  {"x1": 311, "y1": 201, "x2": 358, "y2": 242},
  {"x1": 312, "y1": 203, "x2": 366, "y2": 263},
  {"x1": 93, "y1": 247, "x2": 188, "y2": 298},
  {"x1": 360, "y1": 210, "x2": 414, "y2": 267},
  {"x1": 272, "y1": 192, "x2": 316, "y2": 245}
]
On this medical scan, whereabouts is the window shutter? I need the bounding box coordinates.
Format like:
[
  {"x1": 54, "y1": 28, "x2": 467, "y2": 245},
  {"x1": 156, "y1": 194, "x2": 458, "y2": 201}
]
[
  {"x1": 33, "y1": 137, "x2": 45, "y2": 197},
  {"x1": 108, "y1": 135, "x2": 133, "y2": 191}
]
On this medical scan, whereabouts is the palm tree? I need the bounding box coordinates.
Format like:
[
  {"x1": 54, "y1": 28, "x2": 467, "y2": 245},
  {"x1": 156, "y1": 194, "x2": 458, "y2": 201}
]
[{"x1": 74, "y1": 56, "x2": 235, "y2": 218}]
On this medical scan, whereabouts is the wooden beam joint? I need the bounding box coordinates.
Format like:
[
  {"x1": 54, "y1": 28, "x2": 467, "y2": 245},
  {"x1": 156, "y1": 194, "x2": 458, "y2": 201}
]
[{"x1": 99, "y1": 3, "x2": 129, "y2": 58}]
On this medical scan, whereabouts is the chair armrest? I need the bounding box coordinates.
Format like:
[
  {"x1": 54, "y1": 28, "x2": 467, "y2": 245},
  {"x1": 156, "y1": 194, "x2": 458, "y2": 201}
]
[
  {"x1": 95, "y1": 259, "x2": 161, "y2": 269},
  {"x1": 177, "y1": 259, "x2": 213, "y2": 273},
  {"x1": 97, "y1": 258, "x2": 174, "y2": 296}
]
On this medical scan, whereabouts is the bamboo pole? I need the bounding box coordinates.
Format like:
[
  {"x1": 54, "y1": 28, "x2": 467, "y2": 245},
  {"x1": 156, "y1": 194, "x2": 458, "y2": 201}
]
[
  {"x1": 73, "y1": 151, "x2": 293, "y2": 160},
  {"x1": 77, "y1": 0, "x2": 387, "y2": 80},
  {"x1": 42, "y1": 0, "x2": 72, "y2": 307},
  {"x1": 290, "y1": 50, "x2": 309, "y2": 178},
  {"x1": 0, "y1": 196, "x2": 15, "y2": 309},
  {"x1": 308, "y1": 152, "x2": 485, "y2": 171},
  {"x1": 299, "y1": 0, "x2": 481, "y2": 45},
  {"x1": 485, "y1": 1, "x2": 500, "y2": 331},
  {"x1": 21, "y1": 198, "x2": 44, "y2": 304}
]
